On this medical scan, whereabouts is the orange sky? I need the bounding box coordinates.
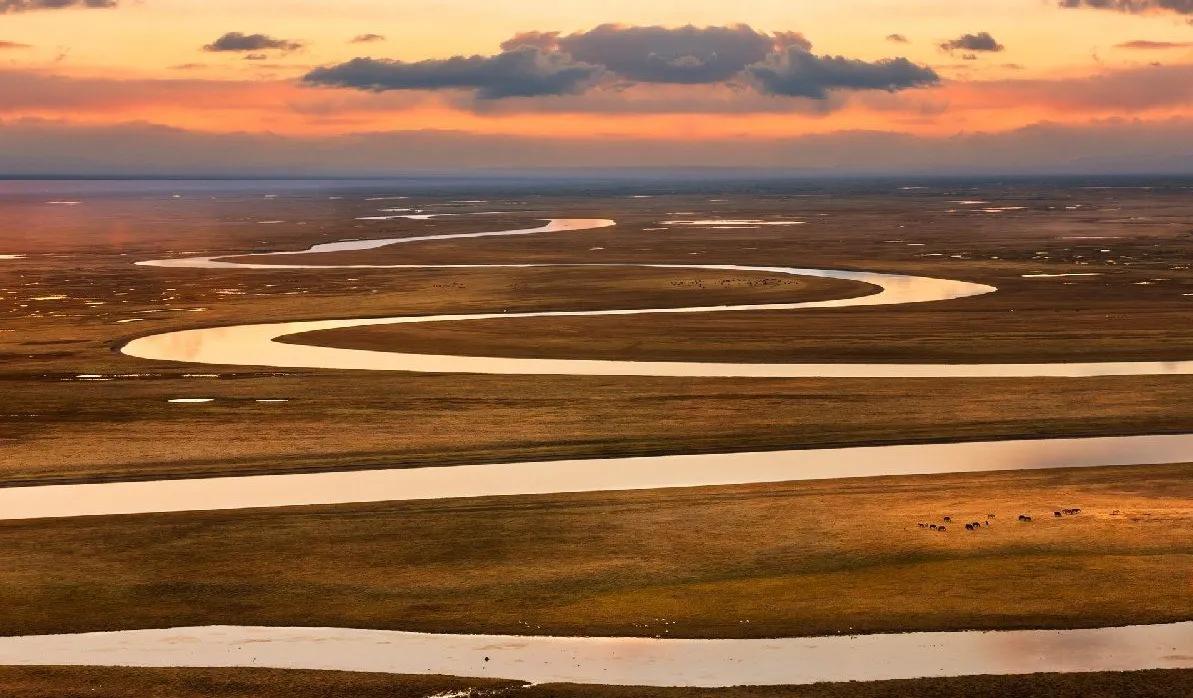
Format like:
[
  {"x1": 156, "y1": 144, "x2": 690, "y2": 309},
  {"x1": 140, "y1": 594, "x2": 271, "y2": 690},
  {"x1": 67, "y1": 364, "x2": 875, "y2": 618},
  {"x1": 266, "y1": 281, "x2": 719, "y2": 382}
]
[{"x1": 0, "y1": 0, "x2": 1190, "y2": 172}]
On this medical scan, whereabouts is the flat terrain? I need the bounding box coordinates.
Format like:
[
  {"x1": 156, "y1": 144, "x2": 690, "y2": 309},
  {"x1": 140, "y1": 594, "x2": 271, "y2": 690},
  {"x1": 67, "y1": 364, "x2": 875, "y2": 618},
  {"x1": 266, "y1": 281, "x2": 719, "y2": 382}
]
[
  {"x1": 2, "y1": 184, "x2": 1192, "y2": 484},
  {"x1": 0, "y1": 666, "x2": 1188, "y2": 698},
  {"x1": 293, "y1": 197, "x2": 1193, "y2": 363},
  {"x1": 1, "y1": 463, "x2": 1188, "y2": 638},
  {"x1": 1, "y1": 180, "x2": 1190, "y2": 694}
]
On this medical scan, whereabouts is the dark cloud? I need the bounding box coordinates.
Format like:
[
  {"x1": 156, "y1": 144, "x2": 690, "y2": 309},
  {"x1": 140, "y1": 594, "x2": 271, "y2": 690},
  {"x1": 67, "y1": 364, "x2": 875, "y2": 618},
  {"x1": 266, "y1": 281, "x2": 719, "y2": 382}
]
[
  {"x1": 1116, "y1": 39, "x2": 1193, "y2": 48},
  {"x1": 314, "y1": 24, "x2": 935, "y2": 100},
  {"x1": 886, "y1": 34, "x2": 909, "y2": 43},
  {"x1": 454, "y1": 81, "x2": 850, "y2": 116},
  {"x1": 746, "y1": 47, "x2": 939, "y2": 99},
  {"x1": 303, "y1": 47, "x2": 603, "y2": 99},
  {"x1": 500, "y1": 25, "x2": 810, "y2": 83},
  {"x1": 0, "y1": 0, "x2": 114, "y2": 12},
  {"x1": 553, "y1": 24, "x2": 777, "y2": 84},
  {"x1": 940, "y1": 32, "x2": 1005, "y2": 53},
  {"x1": 0, "y1": 40, "x2": 32, "y2": 49},
  {"x1": 351, "y1": 34, "x2": 386, "y2": 44},
  {"x1": 204, "y1": 32, "x2": 304, "y2": 53},
  {"x1": 1058, "y1": 0, "x2": 1193, "y2": 14}
]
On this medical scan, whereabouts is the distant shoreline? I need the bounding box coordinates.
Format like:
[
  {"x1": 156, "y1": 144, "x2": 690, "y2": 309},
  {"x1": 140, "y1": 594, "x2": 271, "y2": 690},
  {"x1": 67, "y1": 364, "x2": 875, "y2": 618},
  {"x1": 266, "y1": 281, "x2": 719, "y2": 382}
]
[{"x1": 1, "y1": 172, "x2": 1191, "y2": 182}]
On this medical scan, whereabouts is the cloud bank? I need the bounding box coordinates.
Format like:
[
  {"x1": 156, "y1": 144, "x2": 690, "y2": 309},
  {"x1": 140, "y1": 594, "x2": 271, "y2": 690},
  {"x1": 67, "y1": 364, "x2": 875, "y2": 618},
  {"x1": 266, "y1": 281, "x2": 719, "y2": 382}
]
[
  {"x1": 304, "y1": 47, "x2": 602, "y2": 99},
  {"x1": 747, "y1": 49, "x2": 939, "y2": 98},
  {"x1": 307, "y1": 24, "x2": 937, "y2": 101},
  {"x1": 0, "y1": 0, "x2": 114, "y2": 12},
  {"x1": 1059, "y1": 0, "x2": 1193, "y2": 15},
  {"x1": 548, "y1": 24, "x2": 778, "y2": 84}
]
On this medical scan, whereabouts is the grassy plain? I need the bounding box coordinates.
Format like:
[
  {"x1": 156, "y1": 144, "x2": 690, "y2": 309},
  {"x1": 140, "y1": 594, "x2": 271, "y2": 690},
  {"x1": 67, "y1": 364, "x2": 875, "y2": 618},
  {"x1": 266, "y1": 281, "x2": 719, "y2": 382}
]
[
  {"x1": 0, "y1": 666, "x2": 1189, "y2": 698},
  {"x1": 2, "y1": 187, "x2": 1192, "y2": 483},
  {"x1": 0, "y1": 463, "x2": 1188, "y2": 638},
  {"x1": 1, "y1": 182, "x2": 1190, "y2": 694}
]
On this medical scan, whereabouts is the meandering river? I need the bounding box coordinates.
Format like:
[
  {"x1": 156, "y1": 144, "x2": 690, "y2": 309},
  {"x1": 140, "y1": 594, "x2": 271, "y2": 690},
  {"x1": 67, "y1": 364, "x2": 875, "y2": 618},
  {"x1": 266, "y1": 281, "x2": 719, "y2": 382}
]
[
  {"x1": 4, "y1": 217, "x2": 1190, "y2": 687},
  {"x1": 1, "y1": 623, "x2": 1190, "y2": 688}
]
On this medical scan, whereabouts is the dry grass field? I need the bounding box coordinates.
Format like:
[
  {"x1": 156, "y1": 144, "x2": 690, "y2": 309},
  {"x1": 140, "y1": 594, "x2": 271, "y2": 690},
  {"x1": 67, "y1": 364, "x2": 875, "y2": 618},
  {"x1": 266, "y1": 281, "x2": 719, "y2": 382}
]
[
  {"x1": 0, "y1": 463, "x2": 1188, "y2": 638},
  {"x1": 1, "y1": 181, "x2": 1190, "y2": 695},
  {"x1": 2, "y1": 188, "x2": 1192, "y2": 484}
]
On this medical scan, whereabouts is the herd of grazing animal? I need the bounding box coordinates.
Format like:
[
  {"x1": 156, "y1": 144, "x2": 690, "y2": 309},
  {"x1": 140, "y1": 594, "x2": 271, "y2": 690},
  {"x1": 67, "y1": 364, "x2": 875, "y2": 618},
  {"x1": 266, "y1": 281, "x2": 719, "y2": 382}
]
[{"x1": 918, "y1": 509, "x2": 1081, "y2": 532}]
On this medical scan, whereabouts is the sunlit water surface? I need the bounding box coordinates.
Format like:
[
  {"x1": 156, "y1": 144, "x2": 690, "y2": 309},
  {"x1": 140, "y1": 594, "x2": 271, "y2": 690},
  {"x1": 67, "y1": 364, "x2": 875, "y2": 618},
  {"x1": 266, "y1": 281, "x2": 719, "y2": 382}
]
[
  {"x1": 0, "y1": 623, "x2": 1189, "y2": 687},
  {"x1": 7, "y1": 210, "x2": 1190, "y2": 686}
]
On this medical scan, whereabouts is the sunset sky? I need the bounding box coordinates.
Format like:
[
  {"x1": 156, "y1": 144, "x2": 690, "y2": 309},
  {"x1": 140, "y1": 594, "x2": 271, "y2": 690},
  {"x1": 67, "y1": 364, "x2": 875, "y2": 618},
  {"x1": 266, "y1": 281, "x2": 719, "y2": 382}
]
[{"x1": 1, "y1": 0, "x2": 1191, "y2": 174}]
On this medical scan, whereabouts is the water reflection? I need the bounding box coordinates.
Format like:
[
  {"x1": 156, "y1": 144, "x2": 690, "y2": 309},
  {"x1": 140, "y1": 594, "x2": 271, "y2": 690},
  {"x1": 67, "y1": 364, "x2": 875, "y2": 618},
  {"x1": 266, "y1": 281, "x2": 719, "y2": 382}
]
[
  {"x1": 12, "y1": 214, "x2": 1193, "y2": 685},
  {"x1": 2, "y1": 434, "x2": 1191, "y2": 520},
  {"x1": 136, "y1": 218, "x2": 616, "y2": 269},
  {"x1": 122, "y1": 268, "x2": 1193, "y2": 376},
  {"x1": 126, "y1": 220, "x2": 1005, "y2": 377},
  {"x1": 124, "y1": 217, "x2": 1193, "y2": 376},
  {"x1": 0, "y1": 622, "x2": 1188, "y2": 687}
]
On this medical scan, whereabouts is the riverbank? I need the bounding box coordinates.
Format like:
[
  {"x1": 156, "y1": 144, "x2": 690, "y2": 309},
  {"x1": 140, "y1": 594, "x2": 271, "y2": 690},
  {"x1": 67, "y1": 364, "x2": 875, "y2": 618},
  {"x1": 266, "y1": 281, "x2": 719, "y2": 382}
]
[
  {"x1": 0, "y1": 463, "x2": 1188, "y2": 639},
  {"x1": 1, "y1": 666, "x2": 1189, "y2": 697}
]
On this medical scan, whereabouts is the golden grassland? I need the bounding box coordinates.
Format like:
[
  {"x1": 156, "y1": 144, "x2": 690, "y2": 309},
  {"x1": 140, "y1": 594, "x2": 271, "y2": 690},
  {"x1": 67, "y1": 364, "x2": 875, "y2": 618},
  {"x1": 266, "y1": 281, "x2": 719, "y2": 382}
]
[
  {"x1": 4, "y1": 369, "x2": 1193, "y2": 485},
  {"x1": 2, "y1": 196, "x2": 1193, "y2": 483},
  {"x1": 286, "y1": 213, "x2": 1193, "y2": 364},
  {"x1": 0, "y1": 666, "x2": 1189, "y2": 698},
  {"x1": 0, "y1": 189, "x2": 1191, "y2": 694},
  {"x1": 0, "y1": 463, "x2": 1188, "y2": 638}
]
